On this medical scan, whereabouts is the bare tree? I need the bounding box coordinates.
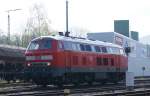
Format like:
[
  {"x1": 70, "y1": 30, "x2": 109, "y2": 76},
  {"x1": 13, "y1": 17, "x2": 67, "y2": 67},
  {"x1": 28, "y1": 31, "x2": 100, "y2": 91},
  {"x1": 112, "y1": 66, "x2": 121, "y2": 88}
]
[
  {"x1": 0, "y1": 29, "x2": 8, "y2": 44},
  {"x1": 70, "y1": 26, "x2": 90, "y2": 38},
  {"x1": 21, "y1": 3, "x2": 53, "y2": 47}
]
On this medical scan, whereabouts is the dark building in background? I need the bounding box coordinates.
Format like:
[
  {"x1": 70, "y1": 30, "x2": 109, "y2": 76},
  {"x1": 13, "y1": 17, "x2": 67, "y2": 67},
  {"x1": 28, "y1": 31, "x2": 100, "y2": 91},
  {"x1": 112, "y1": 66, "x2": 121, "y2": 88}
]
[
  {"x1": 131, "y1": 31, "x2": 139, "y2": 41},
  {"x1": 114, "y1": 20, "x2": 129, "y2": 37}
]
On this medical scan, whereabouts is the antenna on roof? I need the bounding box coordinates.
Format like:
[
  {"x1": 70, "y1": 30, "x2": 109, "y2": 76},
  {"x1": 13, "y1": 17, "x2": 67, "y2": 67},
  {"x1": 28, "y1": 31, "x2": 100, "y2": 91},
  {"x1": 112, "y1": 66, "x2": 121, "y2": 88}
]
[{"x1": 59, "y1": 32, "x2": 64, "y2": 36}]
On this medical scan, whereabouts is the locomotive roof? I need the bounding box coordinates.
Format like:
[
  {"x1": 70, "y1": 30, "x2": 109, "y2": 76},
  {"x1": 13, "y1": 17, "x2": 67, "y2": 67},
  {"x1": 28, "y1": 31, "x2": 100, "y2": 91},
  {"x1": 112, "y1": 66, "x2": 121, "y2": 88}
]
[
  {"x1": 32, "y1": 35, "x2": 122, "y2": 48},
  {"x1": 0, "y1": 44, "x2": 25, "y2": 58}
]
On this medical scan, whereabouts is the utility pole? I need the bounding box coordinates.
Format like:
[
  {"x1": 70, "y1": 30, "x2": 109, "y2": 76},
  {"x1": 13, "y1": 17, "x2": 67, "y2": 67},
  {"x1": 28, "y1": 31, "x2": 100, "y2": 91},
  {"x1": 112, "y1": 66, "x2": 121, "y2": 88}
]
[
  {"x1": 65, "y1": 0, "x2": 70, "y2": 37},
  {"x1": 6, "y1": 9, "x2": 21, "y2": 44}
]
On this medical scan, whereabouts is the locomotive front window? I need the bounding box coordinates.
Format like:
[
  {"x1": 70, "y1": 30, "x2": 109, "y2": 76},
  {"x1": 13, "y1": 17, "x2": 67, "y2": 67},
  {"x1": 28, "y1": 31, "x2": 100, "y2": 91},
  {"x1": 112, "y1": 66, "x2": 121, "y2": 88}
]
[
  {"x1": 28, "y1": 38, "x2": 52, "y2": 50},
  {"x1": 28, "y1": 41, "x2": 39, "y2": 50}
]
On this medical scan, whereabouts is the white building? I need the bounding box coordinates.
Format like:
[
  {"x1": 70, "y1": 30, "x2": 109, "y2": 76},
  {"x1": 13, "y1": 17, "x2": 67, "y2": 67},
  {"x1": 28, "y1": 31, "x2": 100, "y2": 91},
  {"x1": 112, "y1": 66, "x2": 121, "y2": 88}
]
[{"x1": 88, "y1": 32, "x2": 150, "y2": 76}]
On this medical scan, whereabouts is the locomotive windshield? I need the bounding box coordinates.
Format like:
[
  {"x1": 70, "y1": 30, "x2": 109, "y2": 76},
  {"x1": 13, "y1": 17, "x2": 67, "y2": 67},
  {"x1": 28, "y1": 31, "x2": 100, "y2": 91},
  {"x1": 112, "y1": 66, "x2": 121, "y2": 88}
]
[{"x1": 28, "y1": 38, "x2": 52, "y2": 50}]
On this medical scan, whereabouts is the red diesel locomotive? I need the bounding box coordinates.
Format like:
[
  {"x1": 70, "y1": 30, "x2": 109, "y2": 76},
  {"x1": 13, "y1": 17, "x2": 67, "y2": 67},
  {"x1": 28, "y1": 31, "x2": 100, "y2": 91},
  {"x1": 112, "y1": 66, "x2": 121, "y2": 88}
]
[{"x1": 25, "y1": 35, "x2": 128, "y2": 86}]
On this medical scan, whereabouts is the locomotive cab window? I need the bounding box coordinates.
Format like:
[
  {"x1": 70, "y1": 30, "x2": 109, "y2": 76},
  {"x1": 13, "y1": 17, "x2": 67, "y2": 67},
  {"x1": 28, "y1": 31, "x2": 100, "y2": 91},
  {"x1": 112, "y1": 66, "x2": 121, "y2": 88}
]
[{"x1": 28, "y1": 38, "x2": 52, "y2": 50}]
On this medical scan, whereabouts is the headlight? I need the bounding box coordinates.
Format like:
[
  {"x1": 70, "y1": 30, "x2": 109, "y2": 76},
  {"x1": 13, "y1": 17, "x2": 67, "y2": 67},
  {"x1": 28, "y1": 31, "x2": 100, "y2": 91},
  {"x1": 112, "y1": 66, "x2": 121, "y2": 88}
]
[
  {"x1": 27, "y1": 63, "x2": 31, "y2": 67},
  {"x1": 47, "y1": 62, "x2": 51, "y2": 66},
  {"x1": 41, "y1": 55, "x2": 53, "y2": 60}
]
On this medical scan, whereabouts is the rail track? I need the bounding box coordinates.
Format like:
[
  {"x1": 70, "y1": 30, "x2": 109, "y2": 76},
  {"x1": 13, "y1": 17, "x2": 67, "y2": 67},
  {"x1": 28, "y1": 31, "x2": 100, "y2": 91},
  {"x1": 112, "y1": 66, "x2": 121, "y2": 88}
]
[{"x1": 0, "y1": 76, "x2": 150, "y2": 96}]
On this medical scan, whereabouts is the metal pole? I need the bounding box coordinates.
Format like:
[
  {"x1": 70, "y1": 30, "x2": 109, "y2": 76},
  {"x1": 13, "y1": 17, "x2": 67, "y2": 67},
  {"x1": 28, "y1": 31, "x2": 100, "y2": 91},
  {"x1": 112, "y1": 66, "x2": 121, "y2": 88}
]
[
  {"x1": 7, "y1": 12, "x2": 10, "y2": 44},
  {"x1": 6, "y1": 9, "x2": 22, "y2": 45},
  {"x1": 66, "y1": 0, "x2": 68, "y2": 33},
  {"x1": 65, "y1": 0, "x2": 69, "y2": 37}
]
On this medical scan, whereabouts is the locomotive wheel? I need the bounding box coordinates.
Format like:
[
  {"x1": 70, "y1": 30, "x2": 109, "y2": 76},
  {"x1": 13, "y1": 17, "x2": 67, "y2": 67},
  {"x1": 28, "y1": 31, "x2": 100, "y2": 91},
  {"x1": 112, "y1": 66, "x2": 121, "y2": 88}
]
[
  {"x1": 33, "y1": 78, "x2": 48, "y2": 87},
  {"x1": 73, "y1": 81, "x2": 80, "y2": 86},
  {"x1": 101, "y1": 80, "x2": 106, "y2": 85},
  {"x1": 54, "y1": 76, "x2": 64, "y2": 88},
  {"x1": 113, "y1": 81, "x2": 118, "y2": 84},
  {"x1": 87, "y1": 81, "x2": 93, "y2": 85},
  {"x1": 85, "y1": 75, "x2": 94, "y2": 86},
  {"x1": 56, "y1": 82, "x2": 63, "y2": 88}
]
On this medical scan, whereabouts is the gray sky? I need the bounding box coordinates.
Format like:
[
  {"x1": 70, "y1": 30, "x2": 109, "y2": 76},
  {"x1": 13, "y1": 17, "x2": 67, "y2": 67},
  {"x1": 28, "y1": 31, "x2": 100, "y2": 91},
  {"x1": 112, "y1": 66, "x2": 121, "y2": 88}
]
[{"x1": 0, "y1": 0, "x2": 150, "y2": 38}]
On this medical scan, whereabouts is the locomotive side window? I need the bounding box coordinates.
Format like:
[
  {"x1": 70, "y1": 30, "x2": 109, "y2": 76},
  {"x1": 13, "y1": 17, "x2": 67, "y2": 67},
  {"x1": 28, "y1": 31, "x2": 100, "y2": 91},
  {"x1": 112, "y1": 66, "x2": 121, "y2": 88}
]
[
  {"x1": 112, "y1": 47, "x2": 120, "y2": 54},
  {"x1": 80, "y1": 44, "x2": 85, "y2": 51},
  {"x1": 58, "y1": 41, "x2": 63, "y2": 49},
  {"x1": 91, "y1": 46, "x2": 95, "y2": 52},
  {"x1": 120, "y1": 49, "x2": 125, "y2": 55},
  {"x1": 85, "y1": 45, "x2": 92, "y2": 51},
  {"x1": 95, "y1": 46, "x2": 101, "y2": 52},
  {"x1": 76, "y1": 44, "x2": 81, "y2": 51},
  {"x1": 107, "y1": 47, "x2": 113, "y2": 54},
  {"x1": 72, "y1": 43, "x2": 77, "y2": 50},
  {"x1": 101, "y1": 47, "x2": 107, "y2": 53},
  {"x1": 63, "y1": 41, "x2": 73, "y2": 50}
]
